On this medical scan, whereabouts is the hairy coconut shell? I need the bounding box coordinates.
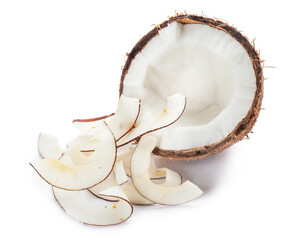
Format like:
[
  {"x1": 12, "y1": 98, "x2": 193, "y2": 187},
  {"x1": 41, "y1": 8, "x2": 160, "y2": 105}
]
[{"x1": 120, "y1": 14, "x2": 263, "y2": 161}]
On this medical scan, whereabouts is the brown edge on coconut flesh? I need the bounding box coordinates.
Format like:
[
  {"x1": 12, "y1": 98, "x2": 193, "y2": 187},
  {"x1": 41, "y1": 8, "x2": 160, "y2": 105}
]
[
  {"x1": 72, "y1": 98, "x2": 142, "y2": 142},
  {"x1": 30, "y1": 122, "x2": 118, "y2": 191},
  {"x1": 119, "y1": 14, "x2": 264, "y2": 161},
  {"x1": 52, "y1": 186, "x2": 134, "y2": 226},
  {"x1": 72, "y1": 113, "x2": 115, "y2": 123}
]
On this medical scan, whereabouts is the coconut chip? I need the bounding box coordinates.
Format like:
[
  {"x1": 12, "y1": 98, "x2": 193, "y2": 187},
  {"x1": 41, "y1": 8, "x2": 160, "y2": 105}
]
[
  {"x1": 73, "y1": 95, "x2": 140, "y2": 141},
  {"x1": 30, "y1": 121, "x2": 116, "y2": 191},
  {"x1": 130, "y1": 134, "x2": 203, "y2": 205},
  {"x1": 53, "y1": 186, "x2": 133, "y2": 226}
]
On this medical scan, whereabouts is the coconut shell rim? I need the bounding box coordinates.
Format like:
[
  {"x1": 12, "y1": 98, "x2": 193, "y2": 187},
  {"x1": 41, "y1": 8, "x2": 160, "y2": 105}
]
[{"x1": 119, "y1": 14, "x2": 264, "y2": 161}]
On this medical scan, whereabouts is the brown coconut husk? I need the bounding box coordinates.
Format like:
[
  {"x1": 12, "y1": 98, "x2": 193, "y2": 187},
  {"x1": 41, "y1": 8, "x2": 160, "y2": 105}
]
[{"x1": 120, "y1": 14, "x2": 264, "y2": 161}]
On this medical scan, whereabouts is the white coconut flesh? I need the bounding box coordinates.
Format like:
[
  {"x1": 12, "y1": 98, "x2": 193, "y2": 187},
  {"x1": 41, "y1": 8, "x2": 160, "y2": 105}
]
[
  {"x1": 88, "y1": 154, "x2": 182, "y2": 205},
  {"x1": 113, "y1": 161, "x2": 128, "y2": 184},
  {"x1": 73, "y1": 95, "x2": 140, "y2": 141},
  {"x1": 114, "y1": 146, "x2": 183, "y2": 205},
  {"x1": 38, "y1": 133, "x2": 63, "y2": 159},
  {"x1": 117, "y1": 93, "x2": 186, "y2": 147},
  {"x1": 81, "y1": 154, "x2": 128, "y2": 196},
  {"x1": 121, "y1": 168, "x2": 183, "y2": 205},
  {"x1": 155, "y1": 168, "x2": 182, "y2": 186},
  {"x1": 53, "y1": 186, "x2": 133, "y2": 226},
  {"x1": 30, "y1": 121, "x2": 116, "y2": 190},
  {"x1": 88, "y1": 166, "x2": 125, "y2": 200},
  {"x1": 117, "y1": 146, "x2": 166, "y2": 179},
  {"x1": 116, "y1": 147, "x2": 134, "y2": 176},
  {"x1": 121, "y1": 182, "x2": 153, "y2": 205},
  {"x1": 120, "y1": 169, "x2": 183, "y2": 205},
  {"x1": 63, "y1": 135, "x2": 99, "y2": 166},
  {"x1": 38, "y1": 133, "x2": 98, "y2": 165},
  {"x1": 131, "y1": 134, "x2": 203, "y2": 205},
  {"x1": 108, "y1": 95, "x2": 140, "y2": 141},
  {"x1": 122, "y1": 22, "x2": 256, "y2": 150},
  {"x1": 88, "y1": 172, "x2": 117, "y2": 197},
  {"x1": 116, "y1": 147, "x2": 183, "y2": 205}
]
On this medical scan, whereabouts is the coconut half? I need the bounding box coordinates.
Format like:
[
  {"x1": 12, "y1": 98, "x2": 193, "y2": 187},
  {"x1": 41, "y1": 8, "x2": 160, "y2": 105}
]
[{"x1": 120, "y1": 15, "x2": 263, "y2": 160}]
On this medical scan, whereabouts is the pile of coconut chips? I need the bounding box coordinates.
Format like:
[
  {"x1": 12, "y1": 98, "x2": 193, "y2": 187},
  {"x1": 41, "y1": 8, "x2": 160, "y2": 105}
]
[{"x1": 30, "y1": 93, "x2": 203, "y2": 226}]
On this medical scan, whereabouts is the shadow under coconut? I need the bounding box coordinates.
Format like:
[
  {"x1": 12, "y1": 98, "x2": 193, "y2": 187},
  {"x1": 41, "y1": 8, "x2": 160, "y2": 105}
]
[{"x1": 154, "y1": 148, "x2": 231, "y2": 194}]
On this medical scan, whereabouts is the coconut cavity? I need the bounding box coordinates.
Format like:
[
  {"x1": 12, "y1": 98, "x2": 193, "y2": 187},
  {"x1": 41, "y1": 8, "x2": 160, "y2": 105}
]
[{"x1": 122, "y1": 21, "x2": 257, "y2": 152}]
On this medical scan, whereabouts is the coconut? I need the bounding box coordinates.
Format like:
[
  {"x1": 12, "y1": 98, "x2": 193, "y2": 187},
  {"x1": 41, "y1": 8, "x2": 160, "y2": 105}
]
[{"x1": 119, "y1": 14, "x2": 263, "y2": 160}]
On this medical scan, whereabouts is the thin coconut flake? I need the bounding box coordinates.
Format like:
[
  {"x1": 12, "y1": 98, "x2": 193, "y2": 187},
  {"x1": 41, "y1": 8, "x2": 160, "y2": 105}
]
[
  {"x1": 30, "y1": 121, "x2": 116, "y2": 191},
  {"x1": 117, "y1": 146, "x2": 177, "y2": 180},
  {"x1": 121, "y1": 167, "x2": 183, "y2": 205},
  {"x1": 73, "y1": 95, "x2": 140, "y2": 141},
  {"x1": 131, "y1": 134, "x2": 203, "y2": 205},
  {"x1": 117, "y1": 93, "x2": 186, "y2": 147},
  {"x1": 53, "y1": 186, "x2": 133, "y2": 226}
]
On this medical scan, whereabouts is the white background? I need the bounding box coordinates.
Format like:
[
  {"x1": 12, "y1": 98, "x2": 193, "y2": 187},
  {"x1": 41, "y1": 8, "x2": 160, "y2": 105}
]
[{"x1": 0, "y1": 0, "x2": 302, "y2": 239}]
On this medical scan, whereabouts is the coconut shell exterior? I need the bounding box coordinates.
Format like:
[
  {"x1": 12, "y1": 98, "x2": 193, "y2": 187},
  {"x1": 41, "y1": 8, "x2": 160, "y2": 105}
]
[{"x1": 120, "y1": 14, "x2": 264, "y2": 161}]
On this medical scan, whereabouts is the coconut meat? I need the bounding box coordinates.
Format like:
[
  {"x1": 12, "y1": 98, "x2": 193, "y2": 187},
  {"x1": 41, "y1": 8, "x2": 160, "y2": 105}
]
[
  {"x1": 53, "y1": 186, "x2": 133, "y2": 226},
  {"x1": 121, "y1": 166, "x2": 183, "y2": 205},
  {"x1": 73, "y1": 95, "x2": 140, "y2": 141},
  {"x1": 30, "y1": 121, "x2": 116, "y2": 190},
  {"x1": 113, "y1": 161, "x2": 128, "y2": 184},
  {"x1": 117, "y1": 146, "x2": 166, "y2": 179},
  {"x1": 88, "y1": 172, "x2": 118, "y2": 197},
  {"x1": 130, "y1": 134, "x2": 203, "y2": 205},
  {"x1": 122, "y1": 22, "x2": 256, "y2": 150},
  {"x1": 117, "y1": 93, "x2": 186, "y2": 147},
  {"x1": 38, "y1": 133, "x2": 63, "y2": 159}
]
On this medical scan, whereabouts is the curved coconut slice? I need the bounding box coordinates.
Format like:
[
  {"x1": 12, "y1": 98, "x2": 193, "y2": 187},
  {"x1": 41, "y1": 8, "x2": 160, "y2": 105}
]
[
  {"x1": 30, "y1": 121, "x2": 116, "y2": 190},
  {"x1": 38, "y1": 133, "x2": 63, "y2": 159},
  {"x1": 108, "y1": 95, "x2": 140, "y2": 141},
  {"x1": 117, "y1": 93, "x2": 186, "y2": 147},
  {"x1": 131, "y1": 134, "x2": 203, "y2": 205},
  {"x1": 117, "y1": 146, "x2": 166, "y2": 179},
  {"x1": 53, "y1": 186, "x2": 133, "y2": 226},
  {"x1": 121, "y1": 182, "x2": 153, "y2": 205},
  {"x1": 121, "y1": 167, "x2": 182, "y2": 205},
  {"x1": 120, "y1": 15, "x2": 263, "y2": 160},
  {"x1": 73, "y1": 95, "x2": 140, "y2": 141},
  {"x1": 154, "y1": 168, "x2": 182, "y2": 186}
]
